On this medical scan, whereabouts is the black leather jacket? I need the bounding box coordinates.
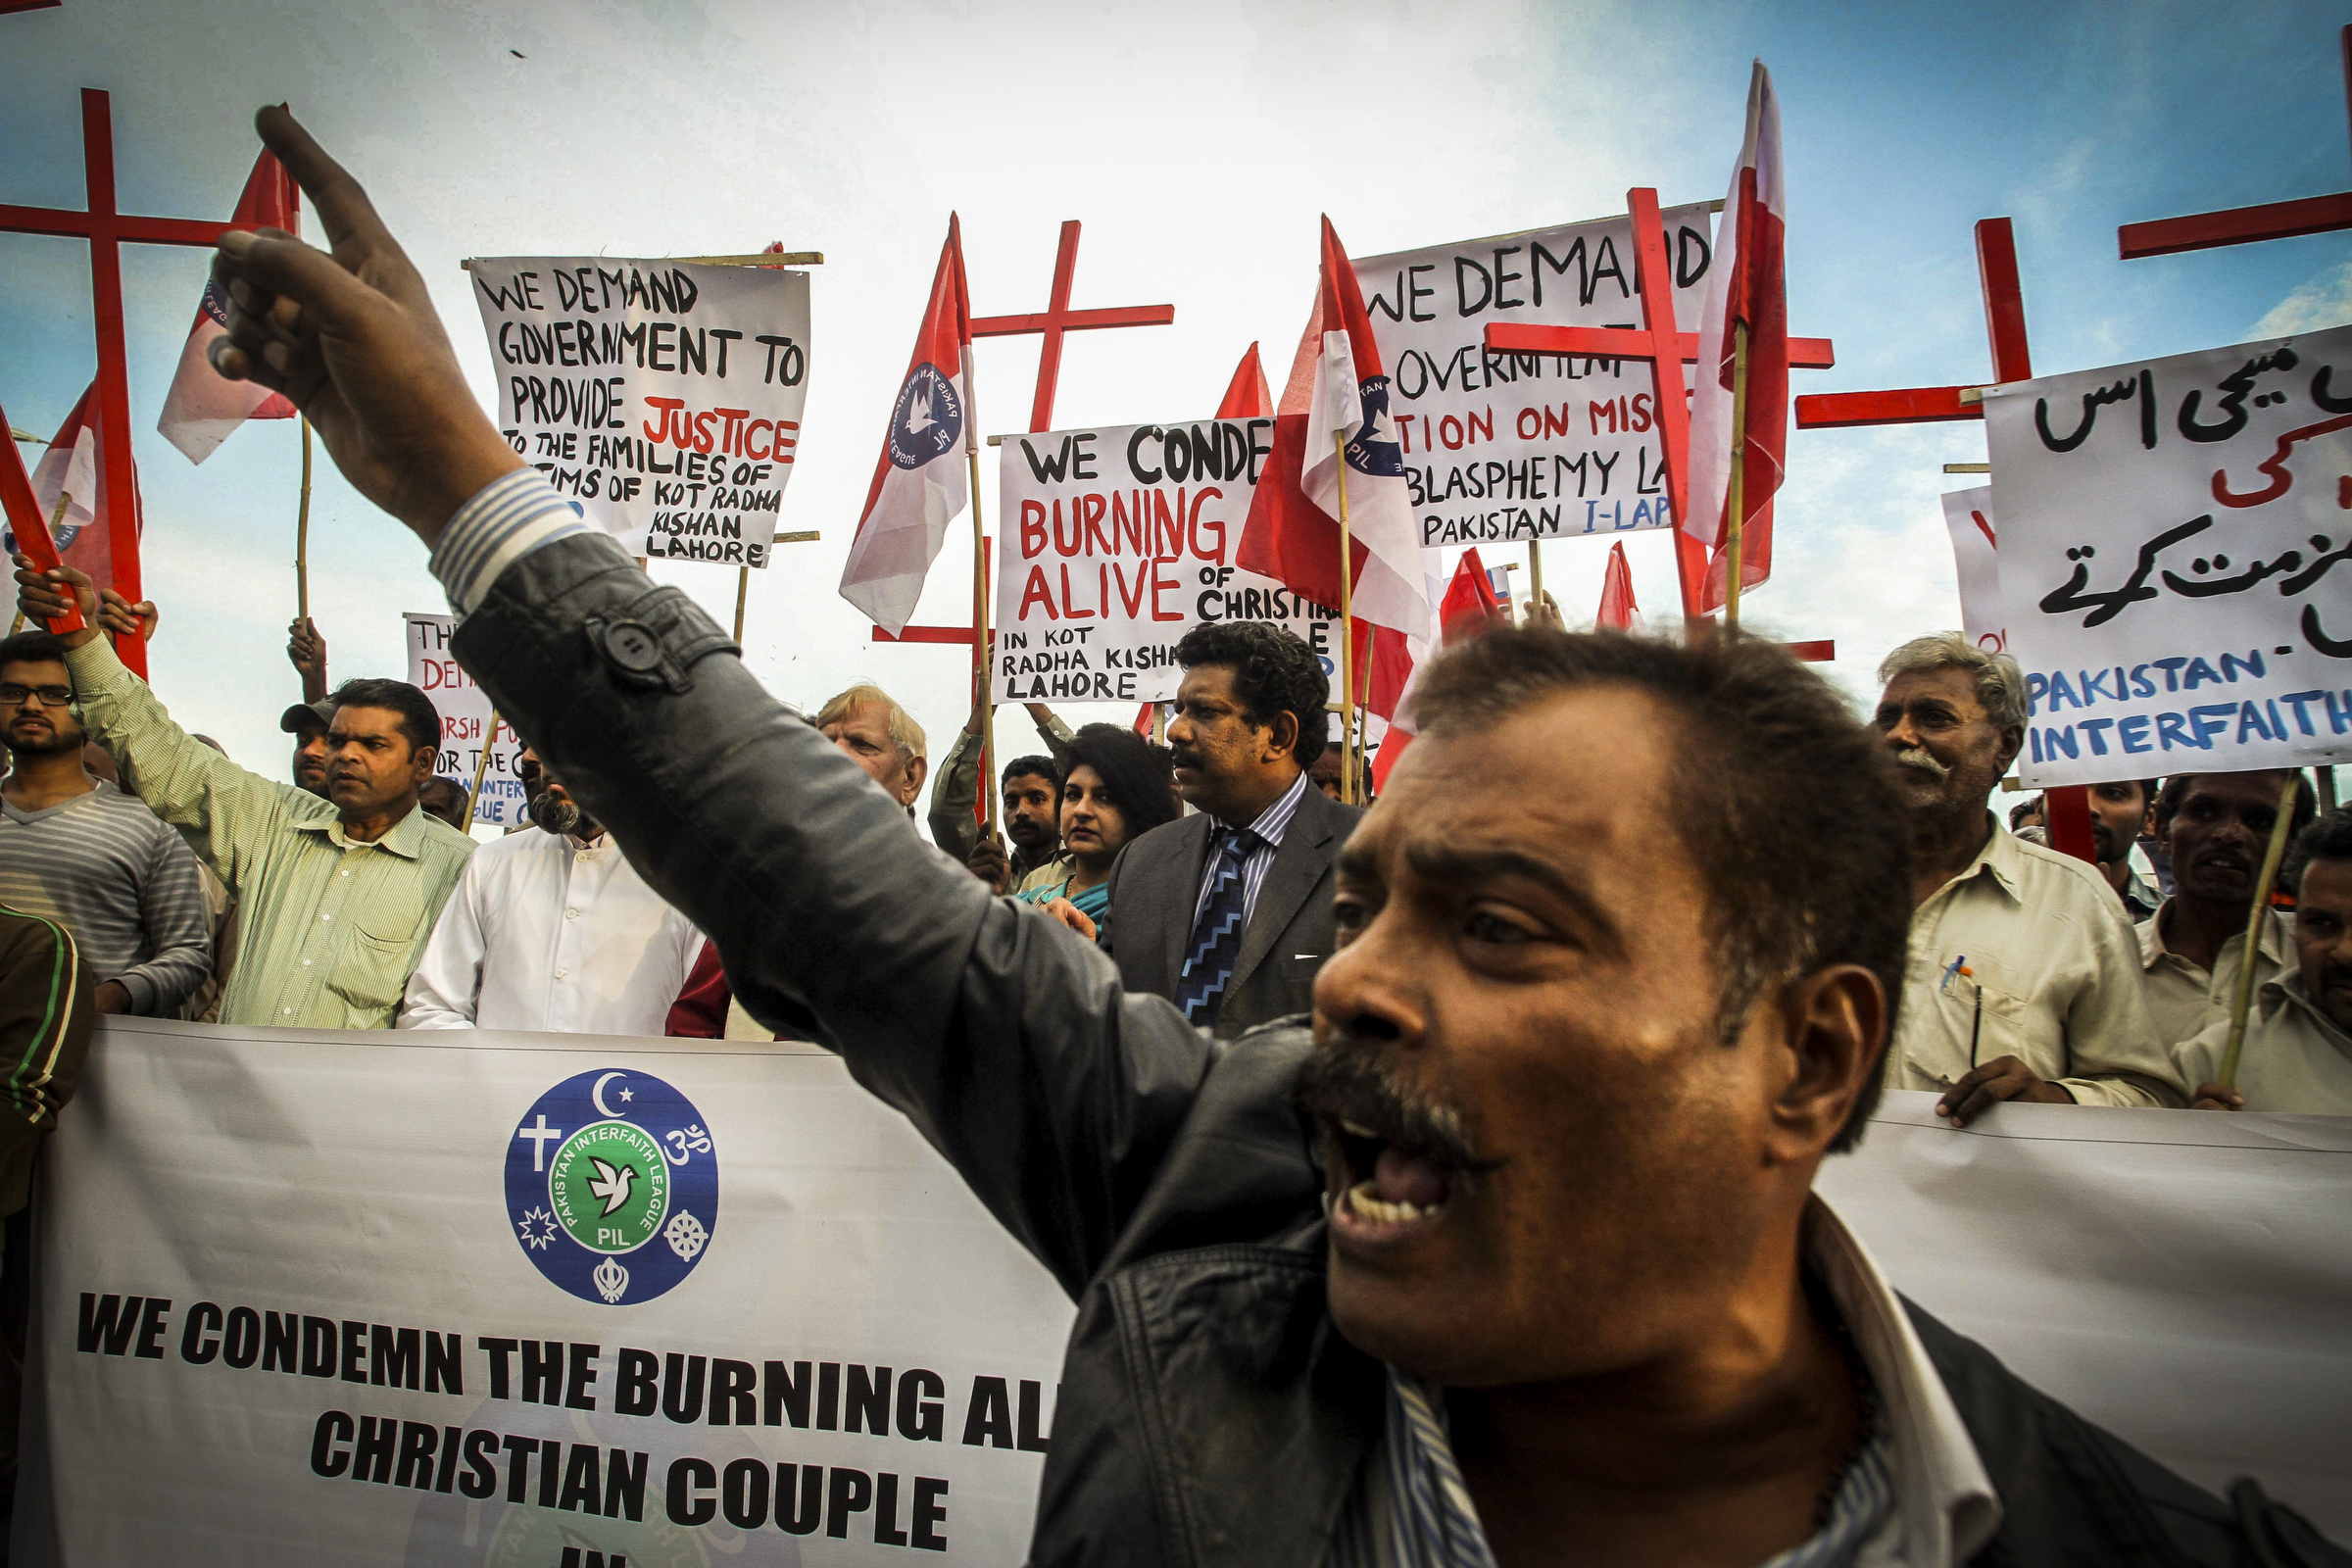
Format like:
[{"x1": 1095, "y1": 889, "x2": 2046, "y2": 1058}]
[{"x1": 455, "y1": 532, "x2": 2341, "y2": 1568}]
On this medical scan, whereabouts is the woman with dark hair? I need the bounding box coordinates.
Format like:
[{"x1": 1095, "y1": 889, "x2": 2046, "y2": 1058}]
[{"x1": 1016, "y1": 723, "x2": 1179, "y2": 938}]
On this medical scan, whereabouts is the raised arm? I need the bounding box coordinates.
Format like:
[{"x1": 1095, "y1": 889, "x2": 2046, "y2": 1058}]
[{"x1": 197, "y1": 104, "x2": 1219, "y2": 1296}]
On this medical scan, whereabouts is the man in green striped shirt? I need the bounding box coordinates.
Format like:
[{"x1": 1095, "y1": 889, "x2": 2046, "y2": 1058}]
[{"x1": 10, "y1": 577, "x2": 473, "y2": 1030}]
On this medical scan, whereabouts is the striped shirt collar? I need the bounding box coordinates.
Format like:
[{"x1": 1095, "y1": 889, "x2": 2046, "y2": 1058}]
[
  {"x1": 1327, "y1": 1197, "x2": 1999, "y2": 1568},
  {"x1": 1226, "y1": 768, "x2": 1309, "y2": 850}
]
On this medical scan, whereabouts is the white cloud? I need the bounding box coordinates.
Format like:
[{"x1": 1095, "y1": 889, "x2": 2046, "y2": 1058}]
[{"x1": 2251, "y1": 261, "x2": 2352, "y2": 340}]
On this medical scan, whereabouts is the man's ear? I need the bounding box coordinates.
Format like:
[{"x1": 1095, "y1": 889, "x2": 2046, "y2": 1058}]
[
  {"x1": 1760, "y1": 963, "x2": 1886, "y2": 1165},
  {"x1": 902, "y1": 754, "x2": 930, "y2": 808},
  {"x1": 1265, "y1": 710, "x2": 1300, "y2": 766},
  {"x1": 1993, "y1": 722, "x2": 2025, "y2": 773}
]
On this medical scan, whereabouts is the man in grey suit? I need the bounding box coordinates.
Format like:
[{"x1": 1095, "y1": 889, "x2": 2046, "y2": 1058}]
[{"x1": 1102, "y1": 621, "x2": 1362, "y2": 1038}]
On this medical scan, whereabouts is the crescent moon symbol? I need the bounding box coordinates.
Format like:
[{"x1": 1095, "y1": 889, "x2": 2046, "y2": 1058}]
[{"x1": 592, "y1": 1072, "x2": 626, "y2": 1118}]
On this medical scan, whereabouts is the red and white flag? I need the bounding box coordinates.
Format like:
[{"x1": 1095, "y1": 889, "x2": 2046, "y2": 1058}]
[
  {"x1": 157, "y1": 146, "x2": 301, "y2": 464},
  {"x1": 1596, "y1": 540, "x2": 1643, "y2": 633},
  {"x1": 1237, "y1": 218, "x2": 1428, "y2": 639},
  {"x1": 20, "y1": 382, "x2": 140, "y2": 598},
  {"x1": 840, "y1": 217, "x2": 976, "y2": 635},
  {"x1": 1686, "y1": 60, "x2": 1788, "y2": 612},
  {"x1": 1368, "y1": 548, "x2": 1507, "y2": 792}
]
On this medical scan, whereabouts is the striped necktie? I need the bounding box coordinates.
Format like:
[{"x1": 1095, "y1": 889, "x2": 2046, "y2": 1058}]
[{"x1": 1175, "y1": 826, "x2": 1264, "y2": 1028}]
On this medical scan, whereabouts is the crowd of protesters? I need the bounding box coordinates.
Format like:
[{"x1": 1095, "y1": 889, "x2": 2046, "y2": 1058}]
[
  {"x1": 8, "y1": 579, "x2": 2346, "y2": 1127},
  {"x1": 0, "y1": 104, "x2": 2346, "y2": 1563}
]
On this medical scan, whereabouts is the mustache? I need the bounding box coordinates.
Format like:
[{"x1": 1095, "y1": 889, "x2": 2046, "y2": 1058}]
[
  {"x1": 1169, "y1": 747, "x2": 1203, "y2": 768},
  {"x1": 531, "y1": 791, "x2": 597, "y2": 838},
  {"x1": 2322, "y1": 962, "x2": 2352, "y2": 991},
  {"x1": 1893, "y1": 746, "x2": 1949, "y2": 781},
  {"x1": 1292, "y1": 1037, "x2": 1495, "y2": 1175}
]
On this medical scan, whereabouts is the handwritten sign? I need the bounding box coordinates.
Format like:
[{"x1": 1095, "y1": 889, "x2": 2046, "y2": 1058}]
[
  {"x1": 1984, "y1": 327, "x2": 2352, "y2": 787},
  {"x1": 405, "y1": 612, "x2": 525, "y2": 826},
  {"x1": 1941, "y1": 486, "x2": 2003, "y2": 654},
  {"x1": 1351, "y1": 205, "x2": 1714, "y2": 551},
  {"x1": 991, "y1": 420, "x2": 1341, "y2": 705},
  {"x1": 467, "y1": 258, "x2": 811, "y2": 566}
]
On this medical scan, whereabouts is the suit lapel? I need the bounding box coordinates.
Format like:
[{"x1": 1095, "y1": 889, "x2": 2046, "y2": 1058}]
[{"x1": 1227, "y1": 790, "x2": 1336, "y2": 1001}]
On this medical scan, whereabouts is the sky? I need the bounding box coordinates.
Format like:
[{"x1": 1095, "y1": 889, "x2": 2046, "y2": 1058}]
[{"x1": 2, "y1": 0, "x2": 2347, "y2": 816}]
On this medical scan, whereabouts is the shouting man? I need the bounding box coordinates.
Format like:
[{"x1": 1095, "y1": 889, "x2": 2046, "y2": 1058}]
[{"x1": 176, "y1": 107, "x2": 2315, "y2": 1566}]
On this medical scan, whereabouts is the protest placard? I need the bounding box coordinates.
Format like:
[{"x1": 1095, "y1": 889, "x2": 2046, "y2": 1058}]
[
  {"x1": 1352, "y1": 205, "x2": 1715, "y2": 551},
  {"x1": 1940, "y1": 485, "x2": 2003, "y2": 654},
  {"x1": 991, "y1": 419, "x2": 1344, "y2": 705},
  {"x1": 468, "y1": 258, "x2": 811, "y2": 566},
  {"x1": 406, "y1": 612, "x2": 524, "y2": 827},
  {"x1": 1984, "y1": 327, "x2": 2352, "y2": 787}
]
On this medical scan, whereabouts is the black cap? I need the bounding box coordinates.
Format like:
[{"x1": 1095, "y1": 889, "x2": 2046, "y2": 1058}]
[{"x1": 278, "y1": 699, "x2": 334, "y2": 737}]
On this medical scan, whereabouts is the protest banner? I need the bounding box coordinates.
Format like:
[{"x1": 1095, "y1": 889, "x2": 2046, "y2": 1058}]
[
  {"x1": 1819, "y1": 1092, "x2": 2352, "y2": 1539},
  {"x1": 22, "y1": 1030, "x2": 2351, "y2": 1561},
  {"x1": 406, "y1": 612, "x2": 525, "y2": 827},
  {"x1": 17, "y1": 1017, "x2": 1075, "y2": 1565},
  {"x1": 468, "y1": 258, "x2": 812, "y2": 565},
  {"x1": 1351, "y1": 204, "x2": 1715, "y2": 552},
  {"x1": 1940, "y1": 485, "x2": 2002, "y2": 653},
  {"x1": 1984, "y1": 326, "x2": 2352, "y2": 787},
  {"x1": 991, "y1": 419, "x2": 1344, "y2": 705}
]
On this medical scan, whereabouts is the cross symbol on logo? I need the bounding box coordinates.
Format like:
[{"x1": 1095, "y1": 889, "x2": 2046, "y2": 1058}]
[{"x1": 516, "y1": 1113, "x2": 564, "y2": 1173}]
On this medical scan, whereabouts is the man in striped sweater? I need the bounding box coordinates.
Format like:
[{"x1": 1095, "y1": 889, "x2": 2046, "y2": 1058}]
[{"x1": 0, "y1": 632, "x2": 213, "y2": 1018}]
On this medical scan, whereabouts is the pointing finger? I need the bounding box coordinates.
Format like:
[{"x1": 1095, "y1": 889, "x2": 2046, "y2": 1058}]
[{"x1": 252, "y1": 105, "x2": 390, "y2": 259}]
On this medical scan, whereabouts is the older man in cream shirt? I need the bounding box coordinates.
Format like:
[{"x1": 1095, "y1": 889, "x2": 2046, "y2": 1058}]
[
  {"x1": 401, "y1": 747, "x2": 701, "y2": 1033},
  {"x1": 1871, "y1": 636, "x2": 2184, "y2": 1125}
]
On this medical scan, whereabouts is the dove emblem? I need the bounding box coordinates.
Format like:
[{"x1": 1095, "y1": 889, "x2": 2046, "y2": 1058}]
[
  {"x1": 509, "y1": 1068, "x2": 719, "y2": 1306},
  {"x1": 586, "y1": 1157, "x2": 638, "y2": 1217}
]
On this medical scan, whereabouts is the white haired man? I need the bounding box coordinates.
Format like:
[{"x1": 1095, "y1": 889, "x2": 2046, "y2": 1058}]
[
  {"x1": 813, "y1": 684, "x2": 927, "y2": 818},
  {"x1": 1871, "y1": 634, "x2": 2183, "y2": 1125}
]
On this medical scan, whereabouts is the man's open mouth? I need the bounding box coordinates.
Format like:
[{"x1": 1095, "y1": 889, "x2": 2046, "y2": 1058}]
[
  {"x1": 1329, "y1": 1115, "x2": 1460, "y2": 1229},
  {"x1": 1298, "y1": 1053, "x2": 1498, "y2": 1241}
]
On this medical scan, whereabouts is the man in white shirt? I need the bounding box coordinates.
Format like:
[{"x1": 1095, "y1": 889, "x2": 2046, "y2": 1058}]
[
  {"x1": 1872, "y1": 635, "x2": 2182, "y2": 1124},
  {"x1": 399, "y1": 745, "x2": 701, "y2": 1033}
]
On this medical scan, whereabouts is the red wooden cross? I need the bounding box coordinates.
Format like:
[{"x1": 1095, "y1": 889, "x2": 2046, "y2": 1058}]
[
  {"x1": 1482, "y1": 187, "x2": 1837, "y2": 619},
  {"x1": 2118, "y1": 24, "x2": 2352, "y2": 259},
  {"x1": 971, "y1": 220, "x2": 1175, "y2": 433},
  {"x1": 0, "y1": 88, "x2": 240, "y2": 677},
  {"x1": 1792, "y1": 217, "x2": 2031, "y2": 429},
  {"x1": 1786, "y1": 218, "x2": 2102, "y2": 864},
  {"x1": 875, "y1": 220, "x2": 1174, "y2": 644}
]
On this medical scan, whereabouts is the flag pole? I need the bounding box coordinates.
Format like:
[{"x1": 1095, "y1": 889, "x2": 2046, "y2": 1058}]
[
  {"x1": 969, "y1": 447, "x2": 994, "y2": 834},
  {"x1": 295, "y1": 416, "x2": 314, "y2": 625},
  {"x1": 731, "y1": 566, "x2": 750, "y2": 644},
  {"x1": 2216, "y1": 774, "x2": 2303, "y2": 1091},
  {"x1": 1332, "y1": 431, "x2": 1358, "y2": 806},
  {"x1": 460, "y1": 712, "x2": 500, "y2": 835},
  {"x1": 1355, "y1": 626, "x2": 1375, "y2": 798},
  {"x1": 1526, "y1": 539, "x2": 1544, "y2": 621},
  {"x1": 1723, "y1": 320, "x2": 1752, "y2": 629}
]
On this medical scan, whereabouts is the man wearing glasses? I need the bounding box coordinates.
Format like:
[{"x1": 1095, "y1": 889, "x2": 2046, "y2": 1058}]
[{"x1": 0, "y1": 630, "x2": 212, "y2": 1019}]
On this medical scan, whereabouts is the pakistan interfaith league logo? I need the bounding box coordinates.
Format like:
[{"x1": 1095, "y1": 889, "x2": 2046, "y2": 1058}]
[{"x1": 505, "y1": 1070, "x2": 717, "y2": 1304}]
